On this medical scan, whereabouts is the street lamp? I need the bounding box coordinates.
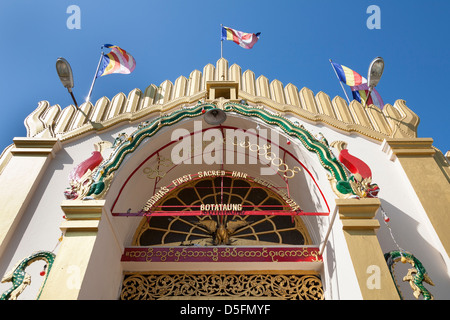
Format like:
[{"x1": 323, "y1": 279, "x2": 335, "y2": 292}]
[
  {"x1": 365, "y1": 57, "x2": 384, "y2": 106},
  {"x1": 56, "y1": 57, "x2": 79, "y2": 108}
]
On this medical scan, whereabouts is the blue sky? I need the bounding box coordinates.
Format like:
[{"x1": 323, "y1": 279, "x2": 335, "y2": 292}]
[{"x1": 0, "y1": 0, "x2": 448, "y2": 154}]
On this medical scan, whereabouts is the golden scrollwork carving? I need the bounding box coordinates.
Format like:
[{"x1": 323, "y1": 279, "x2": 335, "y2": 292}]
[
  {"x1": 225, "y1": 137, "x2": 302, "y2": 179},
  {"x1": 120, "y1": 272, "x2": 323, "y2": 300},
  {"x1": 143, "y1": 156, "x2": 173, "y2": 179}
]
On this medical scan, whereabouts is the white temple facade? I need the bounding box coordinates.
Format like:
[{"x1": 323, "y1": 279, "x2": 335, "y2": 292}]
[{"x1": 0, "y1": 58, "x2": 449, "y2": 300}]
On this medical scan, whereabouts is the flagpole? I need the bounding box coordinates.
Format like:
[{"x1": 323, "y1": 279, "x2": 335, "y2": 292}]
[
  {"x1": 86, "y1": 48, "x2": 104, "y2": 103},
  {"x1": 329, "y1": 59, "x2": 351, "y2": 104},
  {"x1": 220, "y1": 24, "x2": 223, "y2": 59}
]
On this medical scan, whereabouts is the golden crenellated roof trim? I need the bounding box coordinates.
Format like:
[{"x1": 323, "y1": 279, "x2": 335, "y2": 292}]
[{"x1": 24, "y1": 58, "x2": 419, "y2": 143}]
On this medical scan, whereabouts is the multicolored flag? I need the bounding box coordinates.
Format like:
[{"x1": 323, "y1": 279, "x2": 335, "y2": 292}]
[
  {"x1": 221, "y1": 26, "x2": 260, "y2": 49},
  {"x1": 97, "y1": 44, "x2": 136, "y2": 77},
  {"x1": 331, "y1": 61, "x2": 384, "y2": 109},
  {"x1": 351, "y1": 83, "x2": 384, "y2": 109},
  {"x1": 330, "y1": 62, "x2": 364, "y2": 86}
]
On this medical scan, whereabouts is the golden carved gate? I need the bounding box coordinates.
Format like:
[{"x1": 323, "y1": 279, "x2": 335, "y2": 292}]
[
  {"x1": 122, "y1": 177, "x2": 323, "y2": 300},
  {"x1": 120, "y1": 272, "x2": 323, "y2": 300}
]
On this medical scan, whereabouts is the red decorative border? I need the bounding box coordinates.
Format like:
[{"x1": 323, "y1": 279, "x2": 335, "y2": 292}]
[
  {"x1": 113, "y1": 210, "x2": 329, "y2": 217},
  {"x1": 121, "y1": 246, "x2": 322, "y2": 263},
  {"x1": 111, "y1": 125, "x2": 331, "y2": 216}
]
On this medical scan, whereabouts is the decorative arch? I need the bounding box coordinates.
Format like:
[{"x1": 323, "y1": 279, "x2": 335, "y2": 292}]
[
  {"x1": 108, "y1": 121, "x2": 331, "y2": 216},
  {"x1": 85, "y1": 101, "x2": 373, "y2": 200}
]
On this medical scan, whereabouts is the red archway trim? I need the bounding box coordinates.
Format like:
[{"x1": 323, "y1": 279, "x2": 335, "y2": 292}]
[{"x1": 110, "y1": 125, "x2": 330, "y2": 216}]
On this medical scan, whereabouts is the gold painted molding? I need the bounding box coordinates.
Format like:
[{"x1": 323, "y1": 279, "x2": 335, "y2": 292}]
[
  {"x1": 337, "y1": 198, "x2": 381, "y2": 220},
  {"x1": 121, "y1": 272, "x2": 324, "y2": 300},
  {"x1": 60, "y1": 200, "x2": 105, "y2": 233},
  {"x1": 11, "y1": 137, "x2": 61, "y2": 156},
  {"x1": 22, "y1": 58, "x2": 420, "y2": 146},
  {"x1": 59, "y1": 220, "x2": 100, "y2": 233},
  {"x1": 384, "y1": 138, "x2": 435, "y2": 156},
  {"x1": 61, "y1": 200, "x2": 105, "y2": 220}
]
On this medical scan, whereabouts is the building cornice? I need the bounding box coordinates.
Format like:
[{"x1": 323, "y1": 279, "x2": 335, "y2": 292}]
[{"x1": 22, "y1": 58, "x2": 420, "y2": 146}]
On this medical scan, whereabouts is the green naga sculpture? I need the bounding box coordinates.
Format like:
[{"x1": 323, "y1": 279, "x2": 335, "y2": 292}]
[
  {"x1": 1, "y1": 251, "x2": 55, "y2": 300},
  {"x1": 385, "y1": 250, "x2": 434, "y2": 300}
]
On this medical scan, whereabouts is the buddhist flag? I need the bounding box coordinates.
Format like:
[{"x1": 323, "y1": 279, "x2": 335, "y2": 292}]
[
  {"x1": 351, "y1": 83, "x2": 385, "y2": 109},
  {"x1": 331, "y1": 62, "x2": 364, "y2": 86},
  {"x1": 331, "y1": 61, "x2": 384, "y2": 109},
  {"x1": 221, "y1": 26, "x2": 260, "y2": 49},
  {"x1": 97, "y1": 44, "x2": 136, "y2": 77}
]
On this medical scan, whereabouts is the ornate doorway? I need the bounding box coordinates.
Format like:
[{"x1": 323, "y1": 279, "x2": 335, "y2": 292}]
[
  {"x1": 121, "y1": 271, "x2": 323, "y2": 300},
  {"x1": 121, "y1": 176, "x2": 323, "y2": 300}
]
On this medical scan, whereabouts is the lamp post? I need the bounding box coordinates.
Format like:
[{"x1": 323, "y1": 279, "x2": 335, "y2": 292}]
[
  {"x1": 365, "y1": 57, "x2": 384, "y2": 106},
  {"x1": 56, "y1": 57, "x2": 79, "y2": 108}
]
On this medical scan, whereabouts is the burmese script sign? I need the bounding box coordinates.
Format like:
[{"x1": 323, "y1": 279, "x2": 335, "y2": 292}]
[{"x1": 121, "y1": 246, "x2": 322, "y2": 263}]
